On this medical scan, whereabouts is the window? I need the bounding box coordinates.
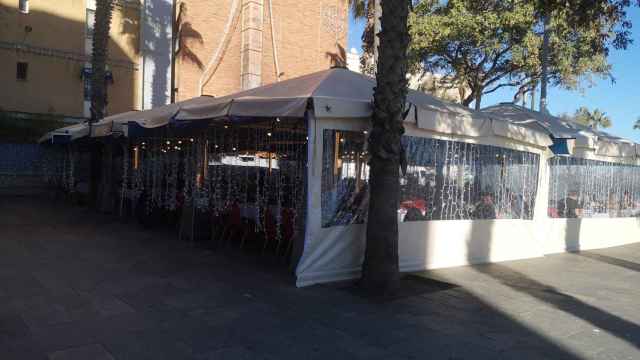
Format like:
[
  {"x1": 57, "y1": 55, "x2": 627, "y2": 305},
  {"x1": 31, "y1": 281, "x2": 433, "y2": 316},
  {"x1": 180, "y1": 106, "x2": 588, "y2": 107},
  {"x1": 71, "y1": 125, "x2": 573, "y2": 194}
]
[
  {"x1": 321, "y1": 130, "x2": 369, "y2": 227},
  {"x1": 16, "y1": 62, "x2": 28, "y2": 81},
  {"x1": 548, "y1": 157, "x2": 640, "y2": 218},
  {"x1": 320, "y1": 131, "x2": 541, "y2": 227},
  {"x1": 399, "y1": 136, "x2": 539, "y2": 221},
  {"x1": 86, "y1": 9, "x2": 95, "y2": 38},
  {"x1": 18, "y1": 0, "x2": 29, "y2": 14}
]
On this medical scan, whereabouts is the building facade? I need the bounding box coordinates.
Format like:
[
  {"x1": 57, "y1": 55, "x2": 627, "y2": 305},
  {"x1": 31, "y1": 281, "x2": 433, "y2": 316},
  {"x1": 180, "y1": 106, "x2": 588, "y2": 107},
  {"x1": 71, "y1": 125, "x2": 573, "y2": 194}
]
[
  {"x1": 0, "y1": 0, "x2": 144, "y2": 120},
  {"x1": 174, "y1": 0, "x2": 349, "y2": 99},
  {"x1": 0, "y1": 0, "x2": 347, "y2": 120}
]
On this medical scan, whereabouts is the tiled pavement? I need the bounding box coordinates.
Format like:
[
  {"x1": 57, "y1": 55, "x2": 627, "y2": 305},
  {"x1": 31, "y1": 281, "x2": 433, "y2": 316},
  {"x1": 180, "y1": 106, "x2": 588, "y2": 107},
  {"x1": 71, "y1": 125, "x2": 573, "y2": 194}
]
[{"x1": 2, "y1": 196, "x2": 640, "y2": 359}]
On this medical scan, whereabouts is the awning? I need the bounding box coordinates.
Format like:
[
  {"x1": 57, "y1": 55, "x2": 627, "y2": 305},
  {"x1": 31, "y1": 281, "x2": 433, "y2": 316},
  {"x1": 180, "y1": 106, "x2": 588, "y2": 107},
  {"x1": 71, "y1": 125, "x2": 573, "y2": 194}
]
[
  {"x1": 174, "y1": 68, "x2": 549, "y2": 147},
  {"x1": 44, "y1": 69, "x2": 555, "y2": 148},
  {"x1": 90, "y1": 96, "x2": 214, "y2": 138},
  {"x1": 39, "y1": 123, "x2": 90, "y2": 144},
  {"x1": 481, "y1": 103, "x2": 639, "y2": 158}
]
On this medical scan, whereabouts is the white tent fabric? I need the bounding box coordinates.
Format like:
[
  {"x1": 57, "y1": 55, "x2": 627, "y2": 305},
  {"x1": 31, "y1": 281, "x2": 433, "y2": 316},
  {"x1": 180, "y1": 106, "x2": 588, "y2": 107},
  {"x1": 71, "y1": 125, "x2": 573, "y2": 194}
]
[
  {"x1": 90, "y1": 111, "x2": 140, "y2": 137},
  {"x1": 491, "y1": 118, "x2": 554, "y2": 146},
  {"x1": 174, "y1": 68, "x2": 550, "y2": 147},
  {"x1": 39, "y1": 122, "x2": 90, "y2": 144},
  {"x1": 596, "y1": 139, "x2": 637, "y2": 158},
  {"x1": 482, "y1": 103, "x2": 639, "y2": 157},
  {"x1": 175, "y1": 68, "x2": 477, "y2": 122},
  {"x1": 482, "y1": 103, "x2": 592, "y2": 142},
  {"x1": 90, "y1": 96, "x2": 214, "y2": 138},
  {"x1": 43, "y1": 69, "x2": 550, "y2": 147}
]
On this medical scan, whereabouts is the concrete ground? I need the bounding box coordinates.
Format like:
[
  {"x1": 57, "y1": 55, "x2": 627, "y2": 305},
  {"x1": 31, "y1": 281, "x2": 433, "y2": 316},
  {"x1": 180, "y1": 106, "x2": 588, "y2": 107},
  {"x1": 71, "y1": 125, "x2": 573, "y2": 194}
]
[{"x1": 2, "y1": 197, "x2": 640, "y2": 359}]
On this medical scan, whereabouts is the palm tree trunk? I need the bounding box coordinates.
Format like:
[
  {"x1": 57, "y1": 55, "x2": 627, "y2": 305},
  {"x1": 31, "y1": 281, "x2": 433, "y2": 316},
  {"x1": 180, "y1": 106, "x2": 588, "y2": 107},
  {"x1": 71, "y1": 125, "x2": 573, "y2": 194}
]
[
  {"x1": 539, "y1": 14, "x2": 550, "y2": 113},
  {"x1": 373, "y1": 0, "x2": 381, "y2": 68},
  {"x1": 89, "y1": 0, "x2": 115, "y2": 208},
  {"x1": 90, "y1": 0, "x2": 115, "y2": 121},
  {"x1": 361, "y1": 0, "x2": 410, "y2": 294}
]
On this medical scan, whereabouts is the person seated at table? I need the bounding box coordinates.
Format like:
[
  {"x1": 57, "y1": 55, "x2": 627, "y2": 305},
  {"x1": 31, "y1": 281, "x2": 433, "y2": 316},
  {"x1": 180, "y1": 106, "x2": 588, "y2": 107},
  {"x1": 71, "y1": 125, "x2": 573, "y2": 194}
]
[
  {"x1": 472, "y1": 192, "x2": 496, "y2": 220},
  {"x1": 557, "y1": 190, "x2": 583, "y2": 218},
  {"x1": 621, "y1": 191, "x2": 634, "y2": 210}
]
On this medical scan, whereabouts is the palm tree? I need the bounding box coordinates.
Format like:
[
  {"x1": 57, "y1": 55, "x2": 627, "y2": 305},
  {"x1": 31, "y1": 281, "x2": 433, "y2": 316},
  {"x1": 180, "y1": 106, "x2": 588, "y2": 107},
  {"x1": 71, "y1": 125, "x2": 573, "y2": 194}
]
[
  {"x1": 89, "y1": 0, "x2": 115, "y2": 210},
  {"x1": 574, "y1": 106, "x2": 612, "y2": 130},
  {"x1": 633, "y1": 117, "x2": 640, "y2": 130},
  {"x1": 90, "y1": 0, "x2": 115, "y2": 121},
  {"x1": 361, "y1": 0, "x2": 410, "y2": 294},
  {"x1": 349, "y1": 0, "x2": 378, "y2": 75}
]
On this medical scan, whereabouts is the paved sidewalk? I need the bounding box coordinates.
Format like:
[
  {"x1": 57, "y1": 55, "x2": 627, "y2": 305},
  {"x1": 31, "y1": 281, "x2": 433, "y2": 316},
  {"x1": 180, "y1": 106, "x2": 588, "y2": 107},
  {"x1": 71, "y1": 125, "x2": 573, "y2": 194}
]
[{"x1": 2, "y1": 197, "x2": 640, "y2": 359}]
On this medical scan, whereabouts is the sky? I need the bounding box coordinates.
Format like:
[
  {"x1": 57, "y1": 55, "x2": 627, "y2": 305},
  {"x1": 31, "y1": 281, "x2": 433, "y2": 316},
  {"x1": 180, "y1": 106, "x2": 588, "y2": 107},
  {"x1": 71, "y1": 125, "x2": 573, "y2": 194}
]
[{"x1": 347, "y1": 7, "x2": 640, "y2": 143}]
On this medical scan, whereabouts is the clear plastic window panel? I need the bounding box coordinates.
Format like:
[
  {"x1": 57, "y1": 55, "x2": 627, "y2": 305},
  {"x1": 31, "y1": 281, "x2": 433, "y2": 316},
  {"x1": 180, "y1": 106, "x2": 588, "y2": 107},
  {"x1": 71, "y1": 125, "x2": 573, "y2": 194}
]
[
  {"x1": 548, "y1": 157, "x2": 640, "y2": 218},
  {"x1": 400, "y1": 137, "x2": 539, "y2": 221},
  {"x1": 321, "y1": 130, "x2": 370, "y2": 227},
  {"x1": 321, "y1": 131, "x2": 540, "y2": 227}
]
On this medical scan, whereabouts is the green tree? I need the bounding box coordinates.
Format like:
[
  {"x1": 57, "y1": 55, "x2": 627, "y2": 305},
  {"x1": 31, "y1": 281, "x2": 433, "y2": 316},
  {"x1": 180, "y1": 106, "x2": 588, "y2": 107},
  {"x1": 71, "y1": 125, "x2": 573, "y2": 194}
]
[
  {"x1": 534, "y1": 0, "x2": 636, "y2": 111},
  {"x1": 361, "y1": 0, "x2": 410, "y2": 294},
  {"x1": 573, "y1": 107, "x2": 612, "y2": 129},
  {"x1": 409, "y1": 0, "x2": 540, "y2": 110},
  {"x1": 409, "y1": 0, "x2": 634, "y2": 110},
  {"x1": 634, "y1": 117, "x2": 640, "y2": 130}
]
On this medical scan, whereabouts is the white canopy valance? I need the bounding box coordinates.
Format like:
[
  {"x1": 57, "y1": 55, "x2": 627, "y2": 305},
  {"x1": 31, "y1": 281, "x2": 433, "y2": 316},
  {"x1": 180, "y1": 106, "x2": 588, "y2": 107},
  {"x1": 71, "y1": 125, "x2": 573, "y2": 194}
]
[{"x1": 43, "y1": 69, "x2": 557, "y2": 148}]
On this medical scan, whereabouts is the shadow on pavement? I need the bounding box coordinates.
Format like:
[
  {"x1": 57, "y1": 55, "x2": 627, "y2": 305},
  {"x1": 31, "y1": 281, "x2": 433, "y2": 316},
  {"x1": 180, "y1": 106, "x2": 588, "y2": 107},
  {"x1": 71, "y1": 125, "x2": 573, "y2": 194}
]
[
  {"x1": 472, "y1": 263, "x2": 640, "y2": 350},
  {"x1": 577, "y1": 251, "x2": 640, "y2": 273}
]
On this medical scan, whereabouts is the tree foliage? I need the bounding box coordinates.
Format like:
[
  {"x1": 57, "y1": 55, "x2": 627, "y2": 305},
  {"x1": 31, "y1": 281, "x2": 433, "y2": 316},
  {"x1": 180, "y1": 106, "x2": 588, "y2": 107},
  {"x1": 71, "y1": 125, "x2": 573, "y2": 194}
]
[
  {"x1": 573, "y1": 106, "x2": 613, "y2": 129},
  {"x1": 409, "y1": 0, "x2": 636, "y2": 109}
]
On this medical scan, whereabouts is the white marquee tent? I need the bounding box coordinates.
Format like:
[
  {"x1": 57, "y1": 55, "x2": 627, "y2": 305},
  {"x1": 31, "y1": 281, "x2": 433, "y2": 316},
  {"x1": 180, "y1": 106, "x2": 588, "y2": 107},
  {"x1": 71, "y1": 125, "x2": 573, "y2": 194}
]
[{"x1": 40, "y1": 68, "x2": 640, "y2": 287}]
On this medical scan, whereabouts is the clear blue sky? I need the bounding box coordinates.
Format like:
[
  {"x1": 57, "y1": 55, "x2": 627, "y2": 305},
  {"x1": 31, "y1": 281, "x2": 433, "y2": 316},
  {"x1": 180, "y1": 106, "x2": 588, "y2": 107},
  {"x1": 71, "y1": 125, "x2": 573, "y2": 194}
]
[{"x1": 347, "y1": 8, "x2": 640, "y2": 143}]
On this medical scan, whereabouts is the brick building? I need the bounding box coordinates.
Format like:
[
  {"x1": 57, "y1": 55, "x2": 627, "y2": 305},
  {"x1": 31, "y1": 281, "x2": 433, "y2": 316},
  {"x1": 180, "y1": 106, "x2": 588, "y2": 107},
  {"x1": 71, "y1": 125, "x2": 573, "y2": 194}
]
[
  {"x1": 0, "y1": 0, "x2": 348, "y2": 122},
  {"x1": 174, "y1": 0, "x2": 349, "y2": 100}
]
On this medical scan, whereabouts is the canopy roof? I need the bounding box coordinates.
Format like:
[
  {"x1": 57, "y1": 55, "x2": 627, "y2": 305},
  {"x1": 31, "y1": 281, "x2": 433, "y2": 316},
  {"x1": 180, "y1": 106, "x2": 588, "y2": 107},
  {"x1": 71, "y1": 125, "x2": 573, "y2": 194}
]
[
  {"x1": 482, "y1": 103, "x2": 639, "y2": 158},
  {"x1": 175, "y1": 68, "x2": 475, "y2": 121},
  {"x1": 90, "y1": 96, "x2": 214, "y2": 138},
  {"x1": 174, "y1": 68, "x2": 550, "y2": 146},
  {"x1": 41, "y1": 68, "x2": 552, "y2": 147},
  {"x1": 39, "y1": 122, "x2": 90, "y2": 144}
]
